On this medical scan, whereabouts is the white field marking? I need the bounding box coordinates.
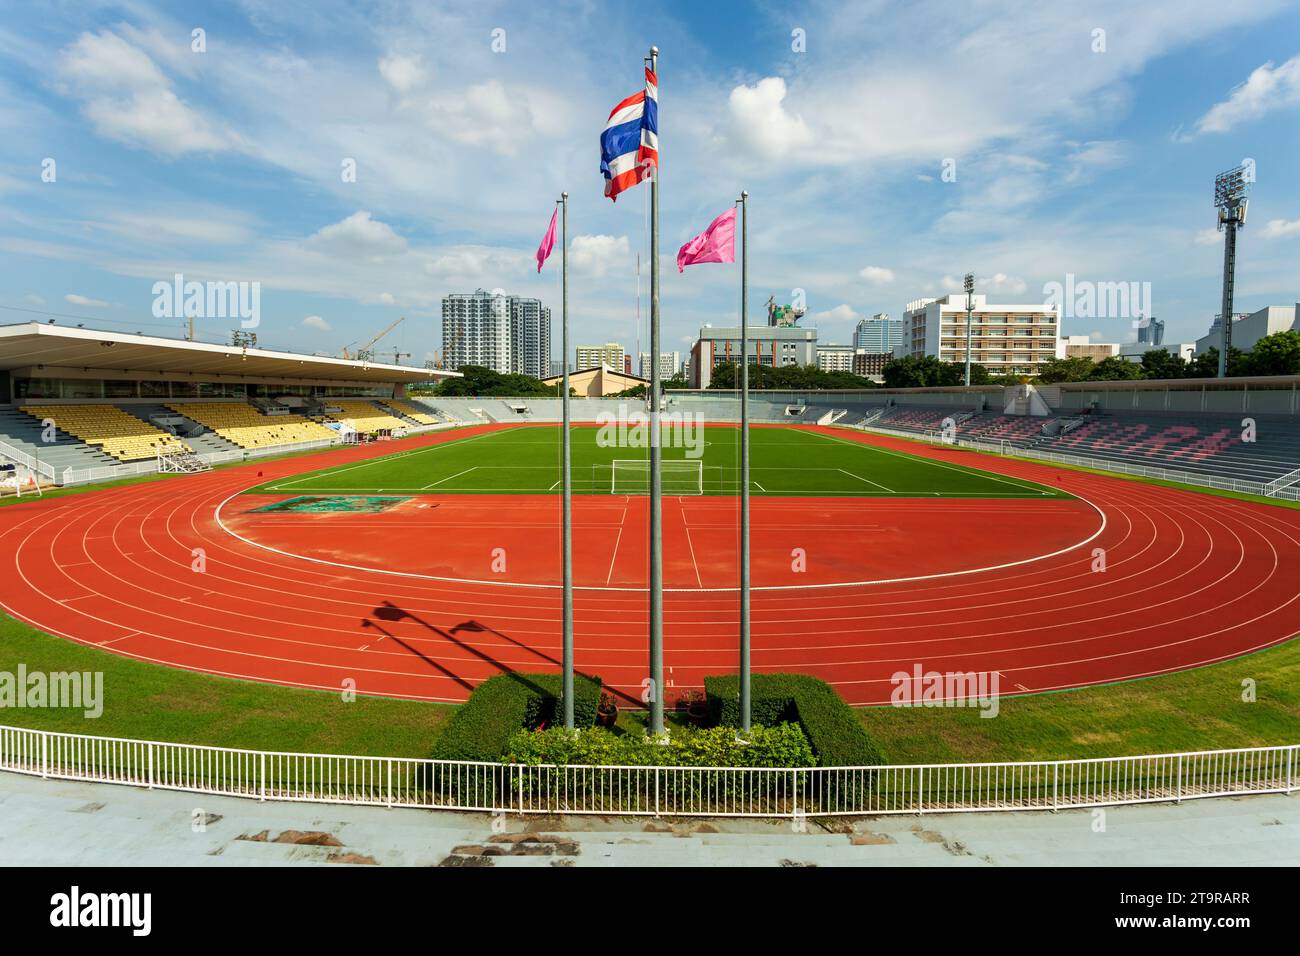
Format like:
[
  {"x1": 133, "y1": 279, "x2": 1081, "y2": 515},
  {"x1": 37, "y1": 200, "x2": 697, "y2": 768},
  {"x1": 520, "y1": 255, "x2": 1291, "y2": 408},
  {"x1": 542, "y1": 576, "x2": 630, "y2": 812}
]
[
  {"x1": 98, "y1": 632, "x2": 140, "y2": 646},
  {"x1": 263, "y1": 426, "x2": 521, "y2": 492},
  {"x1": 606, "y1": 505, "x2": 629, "y2": 584},
  {"x1": 836, "y1": 468, "x2": 894, "y2": 493},
  {"x1": 807, "y1": 428, "x2": 1053, "y2": 495},
  {"x1": 421, "y1": 466, "x2": 479, "y2": 489},
  {"x1": 680, "y1": 509, "x2": 704, "y2": 587},
  {"x1": 753, "y1": 481, "x2": 767, "y2": 492},
  {"x1": 236, "y1": 486, "x2": 1057, "y2": 497},
  {"x1": 215, "y1": 482, "x2": 1106, "y2": 591}
]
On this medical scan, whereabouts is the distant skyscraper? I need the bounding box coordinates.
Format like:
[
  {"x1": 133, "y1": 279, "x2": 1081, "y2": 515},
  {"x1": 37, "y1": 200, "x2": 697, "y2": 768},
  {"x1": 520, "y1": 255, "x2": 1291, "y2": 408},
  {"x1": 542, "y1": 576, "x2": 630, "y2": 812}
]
[
  {"x1": 576, "y1": 342, "x2": 626, "y2": 370},
  {"x1": 1137, "y1": 317, "x2": 1165, "y2": 346},
  {"x1": 638, "y1": 351, "x2": 681, "y2": 378},
  {"x1": 854, "y1": 313, "x2": 904, "y2": 354},
  {"x1": 442, "y1": 289, "x2": 550, "y2": 377}
]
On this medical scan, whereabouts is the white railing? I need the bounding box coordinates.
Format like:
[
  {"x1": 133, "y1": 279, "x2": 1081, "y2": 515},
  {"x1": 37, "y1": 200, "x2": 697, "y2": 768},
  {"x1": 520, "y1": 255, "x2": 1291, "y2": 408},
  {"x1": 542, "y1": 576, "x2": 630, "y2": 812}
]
[
  {"x1": 0, "y1": 438, "x2": 57, "y2": 482},
  {"x1": 862, "y1": 425, "x2": 1300, "y2": 501},
  {"x1": 0, "y1": 725, "x2": 1293, "y2": 818}
]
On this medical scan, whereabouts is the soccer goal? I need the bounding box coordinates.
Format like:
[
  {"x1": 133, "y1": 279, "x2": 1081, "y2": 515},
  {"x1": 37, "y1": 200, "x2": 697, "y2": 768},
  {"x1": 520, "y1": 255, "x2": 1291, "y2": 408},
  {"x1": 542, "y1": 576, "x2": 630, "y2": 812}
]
[{"x1": 610, "y1": 459, "x2": 704, "y2": 495}]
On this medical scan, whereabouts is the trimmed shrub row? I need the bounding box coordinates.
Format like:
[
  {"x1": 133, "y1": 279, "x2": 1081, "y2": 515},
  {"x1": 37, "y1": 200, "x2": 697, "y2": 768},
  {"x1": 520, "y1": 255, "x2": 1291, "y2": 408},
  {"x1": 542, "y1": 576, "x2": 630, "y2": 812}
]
[
  {"x1": 501, "y1": 722, "x2": 816, "y2": 768},
  {"x1": 704, "y1": 673, "x2": 884, "y2": 768},
  {"x1": 431, "y1": 672, "x2": 602, "y2": 762}
]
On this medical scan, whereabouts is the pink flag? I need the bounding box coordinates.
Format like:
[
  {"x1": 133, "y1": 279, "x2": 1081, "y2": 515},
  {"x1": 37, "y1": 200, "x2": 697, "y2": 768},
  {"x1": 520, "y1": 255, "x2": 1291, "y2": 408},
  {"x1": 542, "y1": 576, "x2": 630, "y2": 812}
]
[
  {"x1": 676, "y1": 207, "x2": 736, "y2": 273},
  {"x1": 536, "y1": 208, "x2": 558, "y2": 272}
]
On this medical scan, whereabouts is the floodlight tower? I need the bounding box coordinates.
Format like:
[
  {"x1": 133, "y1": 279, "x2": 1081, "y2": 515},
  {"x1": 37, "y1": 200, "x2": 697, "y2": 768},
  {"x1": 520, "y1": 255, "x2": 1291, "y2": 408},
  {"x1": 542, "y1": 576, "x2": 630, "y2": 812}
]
[
  {"x1": 963, "y1": 273, "x2": 975, "y2": 386},
  {"x1": 1213, "y1": 164, "x2": 1252, "y2": 378}
]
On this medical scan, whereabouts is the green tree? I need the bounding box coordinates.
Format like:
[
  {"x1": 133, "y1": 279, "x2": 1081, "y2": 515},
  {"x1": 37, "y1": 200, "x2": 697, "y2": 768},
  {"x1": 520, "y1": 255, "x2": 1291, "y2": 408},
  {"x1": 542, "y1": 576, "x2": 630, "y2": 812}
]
[
  {"x1": 1034, "y1": 356, "x2": 1095, "y2": 384},
  {"x1": 1089, "y1": 356, "x2": 1145, "y2": 381},
  {"x1": 1138, "y1": 349, "x2": 1189, "y2": 380},
  {"x1": 1242, "y1": 330, "x2": 1300, "y2": 376}
]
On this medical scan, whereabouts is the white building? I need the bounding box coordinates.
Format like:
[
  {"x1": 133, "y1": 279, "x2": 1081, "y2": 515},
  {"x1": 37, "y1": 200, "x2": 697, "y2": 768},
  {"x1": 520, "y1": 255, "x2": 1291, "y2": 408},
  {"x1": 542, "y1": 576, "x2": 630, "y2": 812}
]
[
  {"x1": 1118, "y1": 342, "x2": 1196, "y2": 363},
  {"x1": 638, "y1": 351, "x2": 681, "y2": 378},
  {"x1": 853, "y1": 314, "x2": 903, "y2": 354},
  {"x1": 576, "y1": 342, "x2": 626, "y2": 371},
  {"x1": 903, "y1": 294, "x2": 1059, "y2": 376},
  {"x1": 1056, "y1": 335, "x2": 1120, "y2": 361},
  {"x1": 1195, "y1": 304, "x2": 1299, "y2": 355},
  {"x1": 816, "y1": 344, "x2": 856, "y2": 372},
  {"x1": 441, "y1": 289, "x2": 550, "y2": 377},
  {"x1": 689, "y1": 325, "x2": 817, "y2": 388}
]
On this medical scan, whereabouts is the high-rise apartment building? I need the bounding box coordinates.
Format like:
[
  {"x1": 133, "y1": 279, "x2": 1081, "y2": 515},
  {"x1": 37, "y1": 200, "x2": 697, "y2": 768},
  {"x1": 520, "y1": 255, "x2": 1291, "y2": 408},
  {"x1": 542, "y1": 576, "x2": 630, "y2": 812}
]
[
  {"x1": 902, "y1": 294, "x2": 1059, "y2": 376},
  {"x1": 638, "y1": 351, "x2": 681, "y2": 378},
  {"x1": 441, "y1": 289, "x2": 550, "y2": 377},
  {"x1": 575, "y1": 342, "x2": 626, "y2": 370}
]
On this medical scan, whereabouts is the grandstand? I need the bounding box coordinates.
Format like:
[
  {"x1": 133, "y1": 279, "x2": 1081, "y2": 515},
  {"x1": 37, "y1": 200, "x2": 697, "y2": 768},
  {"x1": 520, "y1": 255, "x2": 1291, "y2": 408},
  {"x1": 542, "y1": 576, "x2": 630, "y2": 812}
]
[
  {"x1": 17, "y1": 403, "x2": 191, "y2": 461},
  {"x1": 322, "y1": 399, "x2": 409, "y2": 434},
  {"x1": 0, "y1": 321, "x2": 459, "y2": 486},
  {"x1": 168, "y1": 402, "x2": 337, "y2": 450}
]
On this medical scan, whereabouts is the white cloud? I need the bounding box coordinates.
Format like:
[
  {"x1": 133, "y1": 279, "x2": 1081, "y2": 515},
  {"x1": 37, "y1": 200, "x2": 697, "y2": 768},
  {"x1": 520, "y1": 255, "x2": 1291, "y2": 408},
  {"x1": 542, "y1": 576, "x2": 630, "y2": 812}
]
[
  {"x1": 423, "y1": 80, "x2": 536, "y2": 157},
  {"x1": 1194, "y1": 228, "x2": 1222, "y2": 246},
  {"x1": 940, "y1": 273, "x2": 1028, "y2": 295},
  {"x1": 810, "y1": 304, "x2": 861, "y2": 323},
  {"x1": 65, "y1": 293, "x2": 108, "y2": 307},
  {"x1": 56, "y1": 30, "x2": 227, "y2": 156},
  {"x1": 858, "y1": 266, "x2": 895, "y2": 284},
  {"x1": 306, "y1": 211, "x2": 408, "y2": 260},
  {"x1": 1192, "y1": 55, "x2": 1300, "y2": 135},
  {"x1": 24, "y1": 293, "x2": 45, "y2": 305},
  {"x1": 1063, "y1": 140, "x2": 1127, "y2": 183},
  {"x1": 568, "y1": 235, "x2": 630, "y2": 277},
  {"x1": 301, "y1": 315, "x2": 331, "y2": 331},
  {"x1": 378, "y1": 53, "x2": 427, "y2": 95},
  {"x1": 726, "y1": 77, "x2": 813, "y2": 160},
  {"x1": 1261, "y1": 218, "x2": 1300, "y2": 239},
  {"x1": 377, "y1": 292, "x2": 396, "y2": 305}
]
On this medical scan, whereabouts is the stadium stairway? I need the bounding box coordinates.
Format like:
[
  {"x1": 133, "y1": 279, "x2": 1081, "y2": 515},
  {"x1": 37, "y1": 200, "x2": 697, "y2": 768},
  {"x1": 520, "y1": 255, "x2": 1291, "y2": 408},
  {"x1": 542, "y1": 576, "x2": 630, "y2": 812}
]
[
  {"x1": 0, "y1": 404, "x2": 125, "y2": 473},
  {"x1": 122, "y1": 404, "x2": 243, "y2": 455}
]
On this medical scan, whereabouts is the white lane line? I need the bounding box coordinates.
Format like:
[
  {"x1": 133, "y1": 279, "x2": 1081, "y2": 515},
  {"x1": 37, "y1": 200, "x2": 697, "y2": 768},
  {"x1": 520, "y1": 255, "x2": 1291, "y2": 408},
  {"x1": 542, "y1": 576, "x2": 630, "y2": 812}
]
[
  {"x1": 270, "y1": 426, "x2": 520, "y2": 491},
  {"x1": 811, "y1": 428, "x2": 1051, "y2": 495},
  {"x1": 606, "y1": 505, "x2": 628, "y2": 584},
  {"x1": 680, "y1": 507, "x2": 704, "y2": 587},
  {"x1": 422, "y1": 466, "x2": 478, "y2": 489},
  {"x1": 837, "y1": 468, "x2": 894, "y2": 493}
]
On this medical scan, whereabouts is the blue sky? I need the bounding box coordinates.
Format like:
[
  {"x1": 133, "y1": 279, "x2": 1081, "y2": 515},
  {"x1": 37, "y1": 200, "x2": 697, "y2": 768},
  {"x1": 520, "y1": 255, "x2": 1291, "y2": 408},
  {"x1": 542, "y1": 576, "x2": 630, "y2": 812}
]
[{"x1": 2, "y1": 0, "x2": 1299, "y2": 364}]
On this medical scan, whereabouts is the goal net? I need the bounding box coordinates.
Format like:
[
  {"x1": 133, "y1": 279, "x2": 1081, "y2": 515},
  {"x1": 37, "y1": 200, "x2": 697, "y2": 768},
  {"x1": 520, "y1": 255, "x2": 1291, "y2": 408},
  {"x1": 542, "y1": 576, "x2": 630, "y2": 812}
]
[{"x1": 610, "y1": 459, "x2": 704, "y2": 496}]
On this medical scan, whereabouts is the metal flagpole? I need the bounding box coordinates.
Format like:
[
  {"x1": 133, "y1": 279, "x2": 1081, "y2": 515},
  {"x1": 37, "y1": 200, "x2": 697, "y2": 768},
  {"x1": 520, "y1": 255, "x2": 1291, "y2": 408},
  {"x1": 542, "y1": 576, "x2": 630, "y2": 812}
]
[
  {"x1": 560, "y1": 192, "x2": 574, "y2": 730},
  {"x1": 647, "y1": 45, "x2": 664, "y2": 737},
  {"x1": 738, "y1": 191, "x2": 751, "y2": 734}
]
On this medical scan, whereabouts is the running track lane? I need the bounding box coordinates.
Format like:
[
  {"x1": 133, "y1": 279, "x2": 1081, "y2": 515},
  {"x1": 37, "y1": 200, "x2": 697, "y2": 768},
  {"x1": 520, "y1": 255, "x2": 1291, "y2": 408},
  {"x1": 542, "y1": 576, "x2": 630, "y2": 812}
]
[{"x1": 0, "y1": 424, "x2": 1297, "y2": 706}]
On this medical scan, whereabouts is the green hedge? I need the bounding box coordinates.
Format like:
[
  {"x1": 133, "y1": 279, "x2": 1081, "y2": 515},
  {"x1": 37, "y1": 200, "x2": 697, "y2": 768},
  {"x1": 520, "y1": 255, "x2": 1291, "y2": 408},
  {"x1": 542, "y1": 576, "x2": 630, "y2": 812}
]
[
  {"x1": 704, "y1": 673, "x2": 884, "y2": 768},
  {"x1": 502, "y1": 723, "x2": 815, "y2": 768},
  {"x1": 431, "y1": 672, "x2": 602, "y2": 762}
]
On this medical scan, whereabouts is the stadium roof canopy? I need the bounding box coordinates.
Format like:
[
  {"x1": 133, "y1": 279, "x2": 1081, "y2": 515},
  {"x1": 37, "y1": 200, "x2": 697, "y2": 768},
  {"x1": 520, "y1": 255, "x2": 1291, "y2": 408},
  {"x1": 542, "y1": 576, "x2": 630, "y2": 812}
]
[{"x1": 0, "y1": 322, "x2": 458, "y2": 384}]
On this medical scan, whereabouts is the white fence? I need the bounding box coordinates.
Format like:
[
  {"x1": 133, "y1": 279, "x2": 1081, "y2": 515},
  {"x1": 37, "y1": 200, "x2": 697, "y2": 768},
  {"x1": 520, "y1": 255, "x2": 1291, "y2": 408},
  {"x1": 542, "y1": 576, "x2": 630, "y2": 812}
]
[
  {"x1": 861, "y1": 424, "x2": 1300, "y2": 502},
  {"x1": 0, "y1": 725, "x2": 1293, "y2": 818}
]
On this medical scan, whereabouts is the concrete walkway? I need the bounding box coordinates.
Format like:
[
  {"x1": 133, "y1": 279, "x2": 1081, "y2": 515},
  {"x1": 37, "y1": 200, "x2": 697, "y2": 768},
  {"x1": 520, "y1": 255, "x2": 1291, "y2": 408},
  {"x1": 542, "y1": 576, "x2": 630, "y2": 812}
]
[{"x1": 1, "y1": 773, "x2": 1297, "y2": 866}]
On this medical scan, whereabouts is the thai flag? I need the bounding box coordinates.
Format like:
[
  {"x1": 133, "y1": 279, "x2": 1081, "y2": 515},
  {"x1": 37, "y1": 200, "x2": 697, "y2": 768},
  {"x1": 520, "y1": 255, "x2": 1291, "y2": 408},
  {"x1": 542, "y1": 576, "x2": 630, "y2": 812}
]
[{"x1": 600, "y1": 66, "x2": 658, "y2": 201}]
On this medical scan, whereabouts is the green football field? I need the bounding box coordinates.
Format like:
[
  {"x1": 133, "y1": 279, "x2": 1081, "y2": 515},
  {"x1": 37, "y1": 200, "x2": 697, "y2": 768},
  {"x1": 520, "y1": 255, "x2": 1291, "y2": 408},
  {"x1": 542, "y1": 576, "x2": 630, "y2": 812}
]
[{"x1": 245, "y1": 425, "x2": 1067, "y2": 498}]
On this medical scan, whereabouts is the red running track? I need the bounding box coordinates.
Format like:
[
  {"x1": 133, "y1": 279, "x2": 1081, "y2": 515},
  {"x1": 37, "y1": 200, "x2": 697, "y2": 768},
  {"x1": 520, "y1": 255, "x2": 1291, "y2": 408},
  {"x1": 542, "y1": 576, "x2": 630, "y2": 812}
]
[{"x1": 1, "y1": 423, "x2": 1297, "y2": 705}]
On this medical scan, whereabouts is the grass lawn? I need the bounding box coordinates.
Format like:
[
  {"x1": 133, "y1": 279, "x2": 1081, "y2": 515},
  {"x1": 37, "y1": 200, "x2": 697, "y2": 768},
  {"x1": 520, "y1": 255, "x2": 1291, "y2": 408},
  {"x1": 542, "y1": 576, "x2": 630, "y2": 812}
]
[
  {"x1": 1, "y1": 604, "x2": 1295, "y2": 761},
  {"x1": 859, "y1": 639, "x2": 1300, "y2": 763},
  {"x1": 244, "y1": 424, "x2": 1067, "y2": 498},
  {"x1": 0, "y1": 614, "x2": 452, "y2": 757}
]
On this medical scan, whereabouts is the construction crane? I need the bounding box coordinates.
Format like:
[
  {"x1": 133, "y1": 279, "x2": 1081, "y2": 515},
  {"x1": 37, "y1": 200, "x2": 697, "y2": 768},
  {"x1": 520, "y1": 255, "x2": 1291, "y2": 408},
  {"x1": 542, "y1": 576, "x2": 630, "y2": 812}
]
[{"x1": 341, "y1": 316, "x2": 405, "y2": 361}]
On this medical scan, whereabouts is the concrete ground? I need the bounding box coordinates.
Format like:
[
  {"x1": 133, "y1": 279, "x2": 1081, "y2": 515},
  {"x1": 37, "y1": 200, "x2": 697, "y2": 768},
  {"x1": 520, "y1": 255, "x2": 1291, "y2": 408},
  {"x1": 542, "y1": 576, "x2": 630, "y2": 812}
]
[{"x1": 0, "y1": 772, "x2": 1297, "y2": 866}]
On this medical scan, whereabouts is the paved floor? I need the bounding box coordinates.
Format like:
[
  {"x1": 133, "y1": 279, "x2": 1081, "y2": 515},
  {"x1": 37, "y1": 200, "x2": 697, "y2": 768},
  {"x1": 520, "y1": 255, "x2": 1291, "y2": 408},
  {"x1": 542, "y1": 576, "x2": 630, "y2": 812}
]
[{"x1": 0, "y1": 773, "x2": 1297, "y2": 866}]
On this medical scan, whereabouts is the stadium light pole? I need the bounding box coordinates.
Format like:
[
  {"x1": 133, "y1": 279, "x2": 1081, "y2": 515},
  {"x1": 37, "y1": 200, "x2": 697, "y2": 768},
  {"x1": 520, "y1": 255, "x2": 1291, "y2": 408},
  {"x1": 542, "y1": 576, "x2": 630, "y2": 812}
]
[
  {"x1": 963, "y1": 273, "x2": 975, "y2": 387},
  {"x1": 1214, "y1": 165, "x2": 1252, "y2": 379},
  {"x1": 560, "y1": 192, "x2": 574, "y2": 730},
  {"x1": 738, "y1": 191, "x2": 751, "y2": 735},
  {"x1": 646, "y1": 45, "x2": 665, "y2": 737}
]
